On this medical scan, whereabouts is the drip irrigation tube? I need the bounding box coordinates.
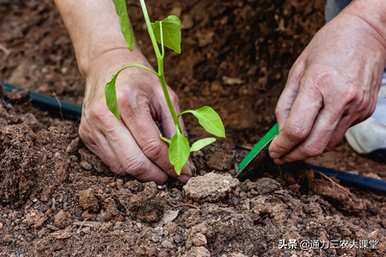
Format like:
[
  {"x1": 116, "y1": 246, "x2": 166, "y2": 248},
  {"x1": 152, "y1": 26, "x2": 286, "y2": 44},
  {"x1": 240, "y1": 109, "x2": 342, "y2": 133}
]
[
  {"x1": 2, "y1": 82, "x2": 82, "y2": 120},
  {"x1": 1, "y1": 81, "x2": 386, "y2": 194},
  {"x1": 309, "y1": 164, "x2": 386, "y2": 194}
]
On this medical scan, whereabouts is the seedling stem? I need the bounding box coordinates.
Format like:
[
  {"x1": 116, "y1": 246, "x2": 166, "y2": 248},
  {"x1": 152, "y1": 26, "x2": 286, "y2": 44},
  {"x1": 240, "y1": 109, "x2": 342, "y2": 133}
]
[{"x1": 139, "y1": 0, "x2": 181, "y2": 132}]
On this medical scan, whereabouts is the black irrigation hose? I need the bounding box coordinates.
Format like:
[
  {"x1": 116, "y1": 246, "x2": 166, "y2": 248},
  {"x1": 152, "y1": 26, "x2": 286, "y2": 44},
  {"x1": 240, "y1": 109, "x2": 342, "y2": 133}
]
[
  {"x1": 2, "y1": 82, "x2": 82, "y2": 120},
  {"x1": 2, "y1": 81, "x2": 386, "y2": 194},
  {"x1": 309, "y1": 164, "x2": 386, "y2": 194}
]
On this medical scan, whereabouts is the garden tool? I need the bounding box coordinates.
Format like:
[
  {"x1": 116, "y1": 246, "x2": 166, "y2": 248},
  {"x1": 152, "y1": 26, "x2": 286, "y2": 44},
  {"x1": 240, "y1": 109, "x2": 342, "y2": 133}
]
[{"x1": 234, "y1": 123, "x2": 386, "y2": 194}]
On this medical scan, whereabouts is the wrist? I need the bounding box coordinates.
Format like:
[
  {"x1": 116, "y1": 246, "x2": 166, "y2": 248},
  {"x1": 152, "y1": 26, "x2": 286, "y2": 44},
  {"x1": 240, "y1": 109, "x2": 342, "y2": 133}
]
[
  {"x1": 345, "y1": 0, "x2": 386, "y2": 46},
  {"x1": 78, "y1": 43, "x2": 135, "y2": 76},
  {"x1": 82, "y1": 46, "x2": 151, "y2": 79}
]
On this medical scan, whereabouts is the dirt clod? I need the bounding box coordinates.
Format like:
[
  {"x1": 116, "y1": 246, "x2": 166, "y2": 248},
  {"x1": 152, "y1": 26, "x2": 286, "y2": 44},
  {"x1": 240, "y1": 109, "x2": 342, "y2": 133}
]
[
  {"x1": 191, "y1": 233, "x2": 208, "y2": 247},
  {"x1": 24, "y1": 209, "x2": 47, "y2": 229},
  {"x1": 79, "y1": 189, "x2": 100, "y2": 213},
  {"x1": 80, "y1": 160, "x2": 92, "y2": 171},
  {"x1": 134, "y1": 200, "x2": 164, "y2": 224},
  {"x1": 184, "y1": 173, "x2": 239, "y2": 202},
  {"x1": 50, "y1": 227, "x2": 72, "y2": 240},
  {"x1": 184, "y1": 246, "x2": 211, "y2": 257},
  {"x1": 0, "y1": 123, "x2": 37, "y2": 205},
  {"x1": 206, "y1": 151, "x2": 234, "y2": 171},
  {"x1": 254, "y1": 177, "x2": 282, "y2": 194},
  {"x1": 206, "y1": 142, "x2": 235, "y2": 171},
  {"x1": 54, "y1": 210, "x2": 71, "y2": 229}
]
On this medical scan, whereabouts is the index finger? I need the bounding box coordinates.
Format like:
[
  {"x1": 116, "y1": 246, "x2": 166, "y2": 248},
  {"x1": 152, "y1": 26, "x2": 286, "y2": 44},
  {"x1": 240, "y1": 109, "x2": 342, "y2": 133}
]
[
  {"x1": 269, "y1": 76, "x2": 323, "y2": 160},
  {"x1": 119, "y1": 95, "x2": 191, "y2": 183}
]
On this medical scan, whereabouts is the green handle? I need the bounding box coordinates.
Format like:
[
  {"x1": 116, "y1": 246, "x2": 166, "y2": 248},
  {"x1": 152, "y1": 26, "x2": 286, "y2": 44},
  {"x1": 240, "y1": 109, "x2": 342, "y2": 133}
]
[{"x1": 236, "y1": 123, "x2": 279, "y2": 176}]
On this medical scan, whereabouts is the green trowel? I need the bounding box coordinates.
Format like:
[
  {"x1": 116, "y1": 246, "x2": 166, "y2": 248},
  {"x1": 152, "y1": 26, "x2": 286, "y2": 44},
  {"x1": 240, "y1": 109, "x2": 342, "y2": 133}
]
[{"x1": 234, "y1": 123, "x2": 279, "y2": 178}]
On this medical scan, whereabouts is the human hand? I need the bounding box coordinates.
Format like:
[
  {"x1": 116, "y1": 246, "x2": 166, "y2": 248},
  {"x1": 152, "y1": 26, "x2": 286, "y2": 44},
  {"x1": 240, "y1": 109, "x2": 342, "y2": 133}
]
[
  {"x1": 79, "y1": 48, "x2": 192, "y2": 184},
  {"x1": 269, "y1": 9, "x2": 386, "y2": 164}
]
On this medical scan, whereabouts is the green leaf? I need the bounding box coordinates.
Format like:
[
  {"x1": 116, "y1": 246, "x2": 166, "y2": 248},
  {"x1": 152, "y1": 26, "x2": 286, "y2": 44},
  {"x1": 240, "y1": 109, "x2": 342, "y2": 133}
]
[
  {"x1": 190, "y1": 137, "x2": 216, "y2": 152},
  {"x1": 151, "y1": 15, "x2": 182, "y2": 54},
  {"x1": 236, "y1": 123, "x2": 279, "y2": 176},
  {"x1": 105, "y1": 64, "x2": 157, "y2": 120},
  {"x1": 168, "y1": 130, "x2": 190, "y2": 175},
  {"x1": 113, "y1": 0, "x2": 135, "y2": 50},
  {"x1": 182, "y1": 106, "x2": 225, "y2": 138},
  {"x1": 105, "y1": 72, "x2": 121, "y2": 119}
]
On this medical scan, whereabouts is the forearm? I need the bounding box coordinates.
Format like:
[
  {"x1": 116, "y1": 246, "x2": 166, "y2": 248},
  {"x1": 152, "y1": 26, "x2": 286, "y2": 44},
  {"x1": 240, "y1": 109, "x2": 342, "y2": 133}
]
[
  {"x1": 54, "y1": 0, "x2": 140, "y2": 76},
  {"x1": 345, "y1": 0, "x2": 386, "y2": 47}
]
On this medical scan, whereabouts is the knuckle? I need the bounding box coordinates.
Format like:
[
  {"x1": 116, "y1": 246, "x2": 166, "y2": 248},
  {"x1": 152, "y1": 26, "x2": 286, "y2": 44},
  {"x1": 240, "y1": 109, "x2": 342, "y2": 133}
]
[
  {"x1": 120, "y1": 101, "x2": 136, "y2": 120},
  {"x1": 88, "y1": 104, "x2": 112, "y2": 123},
  {"x1": 275, "y1": 106, "x2": 285, "y2": 122},
  {"x1": 356, "y1": 101, "x2": 368, "y2": 114},
  {"x1": 122, "y1": 156, "x2": 146, "y2": 178},
  {"x1": 288, "y1": 60, "x2": 304, "y2": 81},
  {"x1": 116, "y1": 91, "x2": 129, "y2": 109},
  {"x1": 275, "y1": 106, "x2": 281, "y2": 119},
  {"x1": 87, "y1": 104, "x2": 119, "y2": 132},
  {"x1": 142, "y1": 139, "x2": 163, "y2": 159},
  {"x1": 312, "y1": 71, "x2": 334, "y2": 89},
  {"x1": 79, "y1": 122, "x2": 91, "y2": 142},
  {"x1": 302, "y1": 143, "x2": 324, "y2": 157},
  {"x1": 117, "y1": 92, "x2": 136, "y2": 117},
  {"x1": 284, "y1": 124, "x2": 308, "y2": 141},
  {"x1": 122, "y1": 92, "x2": 150, "y2": 119},
  {"x1": 366, "y1": 100, "x2": 377, "y2": 117},
  {"x1": 109, "y1": 163, "x2": 125, "y2": 176},
  {"x1": 344, "y1": 86, "x2": 360, "y2": 102},
  {"x1": 271, "y1": 141, "x2": 289, "y2": 154}
]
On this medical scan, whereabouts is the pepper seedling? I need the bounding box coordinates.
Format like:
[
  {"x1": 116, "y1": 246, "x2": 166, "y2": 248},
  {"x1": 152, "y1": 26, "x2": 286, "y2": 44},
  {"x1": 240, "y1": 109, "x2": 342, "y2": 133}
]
[{"x1": 105, "y1": 0, "x2": 225, "y2": 175}]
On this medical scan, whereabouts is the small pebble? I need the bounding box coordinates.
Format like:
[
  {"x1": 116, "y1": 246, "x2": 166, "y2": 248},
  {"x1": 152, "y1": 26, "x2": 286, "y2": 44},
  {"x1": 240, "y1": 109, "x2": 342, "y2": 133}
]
[
  {"x1": 54, "y1": 210, "x2": 71, "y2": 229},
  {"x1": 79, "y1": 189, "x2": 100, "y2": 212},
  {"x1": 66, "y1": 137, "x2": 79, "y2": 154},
  {"x1": 183, "y1": 246, "x2": 211, "y2": 257},
  {"x1": 192, "y1": 233, "x2": 207, "y2": 246},
  {"x1": 80, "y1": 160, "x2": 92, "y2": 171}
]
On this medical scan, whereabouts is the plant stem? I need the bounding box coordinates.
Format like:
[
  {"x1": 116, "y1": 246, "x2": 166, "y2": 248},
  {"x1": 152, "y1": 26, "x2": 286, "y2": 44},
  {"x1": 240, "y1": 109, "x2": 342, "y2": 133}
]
[
  {"x1": 139, "y1": 0, "x2": 161, "y2": 60},
  {"x1": 160, "y1": 21, "x2": 165, "y2": 58},
  {"x1": 139, "y1": 0, "x2": 181, "y2": 133},
  {"x1": 158, "y1": 61, "x2": 181, "y2": 131}
]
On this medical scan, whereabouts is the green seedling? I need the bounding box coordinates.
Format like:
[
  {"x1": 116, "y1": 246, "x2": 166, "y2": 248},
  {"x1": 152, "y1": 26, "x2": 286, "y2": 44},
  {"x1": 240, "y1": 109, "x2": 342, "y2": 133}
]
[{"x1": 105, "y1": 0, "x2": 225, "y2": 175}]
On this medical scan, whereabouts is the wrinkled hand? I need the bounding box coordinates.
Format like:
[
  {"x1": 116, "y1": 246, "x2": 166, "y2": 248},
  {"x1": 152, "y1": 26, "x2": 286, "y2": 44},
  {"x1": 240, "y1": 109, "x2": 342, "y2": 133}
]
[
  {"x1": 269, "y1": 11, "x2": 386, "y2": 164},
  {"x1": 79, "y1": 48, "x2": 192, "y2": 184}
]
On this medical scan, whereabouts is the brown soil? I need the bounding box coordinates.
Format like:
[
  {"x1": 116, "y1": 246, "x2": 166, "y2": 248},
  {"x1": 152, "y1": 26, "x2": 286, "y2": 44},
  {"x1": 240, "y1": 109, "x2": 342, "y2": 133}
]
[{"x1": 0, "y1": 0, "x2": 385, "y2": 256}]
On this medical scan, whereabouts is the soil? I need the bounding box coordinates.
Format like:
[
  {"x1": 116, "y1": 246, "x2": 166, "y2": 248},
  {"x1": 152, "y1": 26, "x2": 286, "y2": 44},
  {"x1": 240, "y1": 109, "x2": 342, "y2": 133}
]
[{"x1": 0, "y1": 0, "x2": 385, "y2": 257}]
